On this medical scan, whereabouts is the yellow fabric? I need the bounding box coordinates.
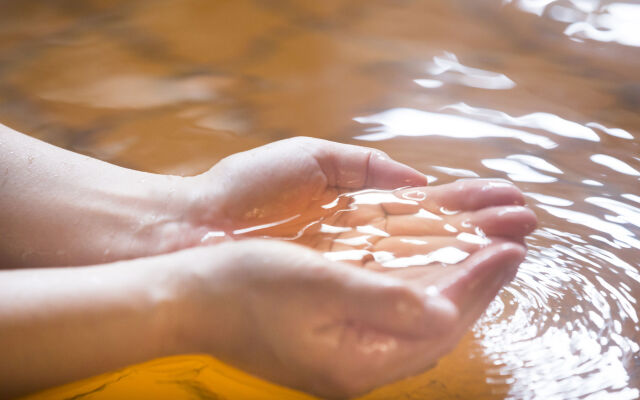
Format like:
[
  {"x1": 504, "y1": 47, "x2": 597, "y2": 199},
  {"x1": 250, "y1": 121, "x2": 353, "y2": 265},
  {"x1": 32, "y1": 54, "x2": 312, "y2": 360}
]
[{"x1": 24, "y1": 333, "x2": 505, "y2": 400}]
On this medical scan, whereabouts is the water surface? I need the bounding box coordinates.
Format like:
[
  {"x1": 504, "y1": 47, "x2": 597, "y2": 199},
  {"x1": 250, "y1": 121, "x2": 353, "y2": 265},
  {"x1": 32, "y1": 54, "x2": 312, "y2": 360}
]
[{"x1": 1, "y1": 0, "x2": 639, "y2": 399}]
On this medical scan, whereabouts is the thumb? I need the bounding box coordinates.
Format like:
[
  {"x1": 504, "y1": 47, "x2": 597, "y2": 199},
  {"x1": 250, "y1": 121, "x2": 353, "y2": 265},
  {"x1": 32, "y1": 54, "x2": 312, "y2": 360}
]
[
  {"x1": 338, "y1": 268, "x2": 458, "y2": 338},
  {"x1": 302, "y1": 138, "x2": 428, "y2": 189}
]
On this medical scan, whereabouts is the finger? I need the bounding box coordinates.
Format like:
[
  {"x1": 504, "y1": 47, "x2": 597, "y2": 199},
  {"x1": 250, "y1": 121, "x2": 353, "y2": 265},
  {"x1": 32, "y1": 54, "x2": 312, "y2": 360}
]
[
  {"x1": 373, "y1": 243, "x2": 524, "y2": 346},
  {"x1": 300, "y1": 138, "x2": 427, "y2": 189},
  {"x1": 387, "y1": 179, "x2": 526, "y2": 214},
  {"x1": 333, "y1": 234, "x2": 515, "y2": 271},
  {"x1": 373, "y1": 235, "x2": 511, "y2": 257},
  {"x1": 471, "y1": 206, "x2": 537, "y2": 237},
  {"x1": 439, "y1": 242, "x2": 525, "y2": 310},
  {"x1": 368, "y1": 239, "x2": 523, "y2": 281},
  {"x1": 338, "y1": 243, "x2": 525, "y2": 391},
  {"x1": 336, "y1": 266, "x2": 458, "y2": 338},
  {"x1": 385, "y1": 205, "x2": 537, "y2": 238},
  {"x1": 377, "y1": 243, "x2": 524, "y2": 312}
]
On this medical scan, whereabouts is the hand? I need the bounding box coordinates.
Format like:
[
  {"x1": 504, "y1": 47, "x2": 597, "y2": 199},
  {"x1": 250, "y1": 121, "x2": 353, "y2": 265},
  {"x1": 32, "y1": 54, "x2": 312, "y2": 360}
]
[
  {"x1": 2, "y1": 129, "x2": 427, "y2": 267},
  {"x1": 175, "y1": 239, "x2": 527, "y2": 399},
  {"x1": 175, "y1": 138, "x2": 535, "y2": 256},
  {"x1": 0, "y1": 234, "x2": 529, "y2": 400},
  {"x1": 177, "y1": 137, "x2": 427, "y2": 245}
]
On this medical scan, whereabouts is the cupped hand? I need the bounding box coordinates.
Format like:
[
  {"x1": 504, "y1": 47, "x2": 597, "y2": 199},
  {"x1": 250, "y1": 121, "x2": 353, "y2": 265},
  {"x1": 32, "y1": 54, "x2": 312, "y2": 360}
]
[
  {"x1": 180, "y1": 137, "x2": 427, "y2": 243},
  {"x1": 176, "y1": 239, "x2": 527, "y2": 399},
  {"x1": 178, "y1": 137, "x2": 535, "y2": 254}
]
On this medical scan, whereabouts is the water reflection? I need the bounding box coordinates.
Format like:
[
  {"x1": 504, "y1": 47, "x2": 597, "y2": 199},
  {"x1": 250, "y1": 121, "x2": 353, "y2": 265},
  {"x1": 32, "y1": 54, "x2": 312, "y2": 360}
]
[
  {"x1": 478, "y1": 227, "x2": 640, "y2": 399},
  {"x1": 591, "y1": 154, "x2": 640, "y2": 176},
  {"x1": 41, "y1": 74, "x2": 227, "y2": 109},
  {"x1": 249, "y1": 188, "x2": 490, "y2": 269},
  {"x1": 381, "y1": 247, "x2": 470, "y2": 268},
  {"x1": 414, "y1": 79, "x2": 444, "y2": 89},
  {"x1": 587, "y1": 122, "x2": 634, "y2": 140},
  {"x1": 507, "y1": 0, "x2": 640, "y2": 47},
  {"x1": 495, "y1": 173, "x2": 640, "y2": 398},
  {"x1": 586, "y1": 197, "x2": 640, "y2": 229},
  {"x1": 538, "y1": 205, "x2": 640, "y2": 249},
  {"x1": 425, "y1": 52, "x2": 516, "y2": 90},
  {"x1": 564, "y1": 3, "x2": 640, "y2": 47},
  {"x1": 353, "y1": 108, "x2": 557, "y2": 148},
  {"x1": 482, "y1": 158, "x2": 558, "y2": 183},
  {"x1": 444, "y1": 103, "x2": 601, "y2": 142}
]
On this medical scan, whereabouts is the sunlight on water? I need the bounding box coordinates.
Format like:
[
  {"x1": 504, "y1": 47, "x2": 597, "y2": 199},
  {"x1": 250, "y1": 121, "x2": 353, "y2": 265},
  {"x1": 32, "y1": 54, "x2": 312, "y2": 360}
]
[
  {"x1": 426, "y1": 52, "x2": 516, "y2": 90},
  {"x1": 354, "y1": 108, "x2": 558, "y2": 149},
  {"x1": 506, "y1": 0, "x2": 640, "y2": 47},
  {"x1": 2, "y1": 0, "x2": 638, "y2": 399}
]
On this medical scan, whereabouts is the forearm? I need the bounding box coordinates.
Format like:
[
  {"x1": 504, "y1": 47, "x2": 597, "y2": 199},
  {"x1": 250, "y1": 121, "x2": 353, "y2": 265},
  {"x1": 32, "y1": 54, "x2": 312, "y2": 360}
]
[
  {"x1": 0, "y1": 252, "x2": 198, "y2": 399},
  {"x1": 0, "y1": 124, "x2": 213, "y2": 268}
]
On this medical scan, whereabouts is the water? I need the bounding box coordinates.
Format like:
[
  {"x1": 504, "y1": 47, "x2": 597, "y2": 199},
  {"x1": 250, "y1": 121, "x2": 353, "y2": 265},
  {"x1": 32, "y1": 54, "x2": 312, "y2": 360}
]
[
  {"x1": 225, "y1": 187, "x2": 489, "y2": 267},
  {"x1": 1, "y1": 0, "x2": 639, "y2": 399}
]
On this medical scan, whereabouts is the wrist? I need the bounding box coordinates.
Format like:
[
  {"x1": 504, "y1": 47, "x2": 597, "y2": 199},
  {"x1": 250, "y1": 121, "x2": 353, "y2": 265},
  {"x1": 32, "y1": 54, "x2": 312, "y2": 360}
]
[
  {"x1": 0, "y1": 128, "x2": 231, "y2": 268},
  {"x1": 153, "y1": 173, "x2": 230, "y2": 249},
  {"x1": 107, "y1": 172, "x2": 227, "y2": 262},
  {"x1": 123, "y1": 173, "x2": 197, "y2": 256},
  {"x1": 143, "y1": 251, "x2": 203, "y2": 357},
  {"x1": 157, "y1": 246, "x2": 239, "y2": 357}
]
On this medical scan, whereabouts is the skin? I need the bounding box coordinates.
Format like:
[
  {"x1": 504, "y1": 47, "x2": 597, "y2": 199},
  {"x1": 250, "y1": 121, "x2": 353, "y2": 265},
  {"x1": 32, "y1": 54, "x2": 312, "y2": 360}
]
[
  {"x1": 0, "y1": 125, "x2": 537, "y2": 399},
  {"x1": 0, "y1": 126, "x2": 428, "y2": 268}
]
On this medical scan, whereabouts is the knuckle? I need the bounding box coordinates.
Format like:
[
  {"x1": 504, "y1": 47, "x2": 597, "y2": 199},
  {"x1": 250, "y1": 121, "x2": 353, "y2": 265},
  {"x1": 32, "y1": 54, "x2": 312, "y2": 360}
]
[{"x1": 288, "y1": 136, "x2": 318, "y2": 147}]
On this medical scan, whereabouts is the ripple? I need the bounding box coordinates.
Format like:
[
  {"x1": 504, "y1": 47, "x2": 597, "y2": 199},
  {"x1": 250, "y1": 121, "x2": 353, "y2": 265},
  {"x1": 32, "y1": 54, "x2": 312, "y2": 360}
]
[
  {"x1": 477, "y1": 231, "x2": 640, "y2": 399},
  {"x1": 591, "y1": 154, "x2": 640, "y2": 176},
  {"x1": 507, "y1": 0, "x2": 640, "y2": 48},
  {"x1": 445, "y1": 103, "x2": 601, "y2": 142},
  {"x1": 482, "y1": 158, "x2": 558, "y2": 183},
  {"x1": 425, "y1": 52, "x2": 516, "y2": 90},
  {"x1": 353, "y1": 108, "x2": 557, "y2": 148}
]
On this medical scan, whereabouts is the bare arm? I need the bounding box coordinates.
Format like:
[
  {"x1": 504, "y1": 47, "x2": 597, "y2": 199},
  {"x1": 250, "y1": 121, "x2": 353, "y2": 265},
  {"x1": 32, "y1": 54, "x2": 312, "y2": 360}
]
[
  {"x1": 1, "y1": 239, "x2": 517, "y2": 400},
  {"x1": 0, "y1": 251, "x2": 188, "y2": 399},
  {"x1": 0, "y1": 125, "x2": 429, "y2": 269},
  {"x1": 0, "y1": 124, "x2": 207, "y2": 268}
]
